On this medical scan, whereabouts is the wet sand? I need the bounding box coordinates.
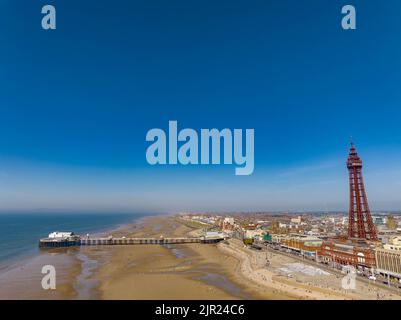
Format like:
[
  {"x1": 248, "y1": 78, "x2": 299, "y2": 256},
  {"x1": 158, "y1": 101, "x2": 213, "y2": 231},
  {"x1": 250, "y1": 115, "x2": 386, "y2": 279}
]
[
  {"x1": 0, "y1": 248, "x2": 80, "y2": 299},
  {"x1": 83, "y1": 215, "x2": 292, "y2": 299}
]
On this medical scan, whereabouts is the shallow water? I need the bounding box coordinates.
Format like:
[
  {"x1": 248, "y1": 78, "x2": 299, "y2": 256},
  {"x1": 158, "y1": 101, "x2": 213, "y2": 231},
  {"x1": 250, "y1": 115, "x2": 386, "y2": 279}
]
[
  {"x1": 0, "y1": 213, "x2": 148, "y2": 299},
  {"x1": 74, "y1": 253, "x2": 101, "y2": 299},
  {"x1": 196, "y1": 272, "x2": 252, "y2": 300},
  {"x1": 0, "y1": 250, "x2": 77, "y2": 299},
  {"x1": 164, "y1": 244, "x2": 187, "y2": 259},
  {"x1": 0, "y1": 213, "x2": 145, "y2": 267}
]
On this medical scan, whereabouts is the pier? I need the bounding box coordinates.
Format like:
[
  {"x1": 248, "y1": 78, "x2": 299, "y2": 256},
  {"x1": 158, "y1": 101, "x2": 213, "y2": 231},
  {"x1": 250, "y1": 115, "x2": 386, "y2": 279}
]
[{"x1": 39, "y1": 235, "x2": 224, "y2": 248}]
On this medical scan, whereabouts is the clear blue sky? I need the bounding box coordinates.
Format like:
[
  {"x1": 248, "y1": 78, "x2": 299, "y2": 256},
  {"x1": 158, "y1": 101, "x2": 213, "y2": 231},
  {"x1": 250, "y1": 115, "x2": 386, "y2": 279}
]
[{"x1": 1, "y1": 0, "x2": 401, "y2": 212}]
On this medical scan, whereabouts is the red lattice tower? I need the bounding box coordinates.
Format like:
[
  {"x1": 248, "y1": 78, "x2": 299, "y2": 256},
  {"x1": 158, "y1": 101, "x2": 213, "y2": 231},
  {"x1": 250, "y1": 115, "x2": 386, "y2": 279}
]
[{"x1": 347, "y1": 142, "x2": 378, "y2": 241}]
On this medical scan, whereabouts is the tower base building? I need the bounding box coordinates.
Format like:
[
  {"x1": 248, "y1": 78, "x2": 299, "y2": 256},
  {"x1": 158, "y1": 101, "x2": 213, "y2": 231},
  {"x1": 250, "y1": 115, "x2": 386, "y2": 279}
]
[{"x1": 319, "y1": 238, "x2": 376, "y2": 270}]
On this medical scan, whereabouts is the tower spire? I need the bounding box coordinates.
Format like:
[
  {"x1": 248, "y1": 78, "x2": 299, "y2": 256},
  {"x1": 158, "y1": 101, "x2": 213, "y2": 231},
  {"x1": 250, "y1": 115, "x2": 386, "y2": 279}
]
[{"x1": 347, "y1": 142, "x2": 377, "y2": 241}]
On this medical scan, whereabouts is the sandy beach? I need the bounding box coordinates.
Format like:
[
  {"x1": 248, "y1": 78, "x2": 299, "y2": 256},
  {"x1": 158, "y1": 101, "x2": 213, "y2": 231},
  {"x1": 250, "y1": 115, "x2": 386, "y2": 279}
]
[
  {"x1": 72, "y1": 215, "x2": 401, "y2": 300},
  {"x1": 82, "y1": 215, "x2": 292, "y2": 299},
  {"x1": 2, "y1": 214, "x2": 401, "y2": 300}
]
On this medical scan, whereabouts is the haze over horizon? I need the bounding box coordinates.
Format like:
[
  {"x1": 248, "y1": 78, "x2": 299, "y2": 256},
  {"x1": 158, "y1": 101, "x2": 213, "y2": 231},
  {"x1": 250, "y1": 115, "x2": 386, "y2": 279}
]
[{"x1": 1, "y1": 1, "x2": 401, "y2": 212}]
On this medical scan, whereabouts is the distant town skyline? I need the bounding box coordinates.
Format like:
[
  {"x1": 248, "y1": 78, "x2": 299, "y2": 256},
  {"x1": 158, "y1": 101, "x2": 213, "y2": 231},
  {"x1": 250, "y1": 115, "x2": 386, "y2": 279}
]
[{"x1": 1, "y1": 1, "x2": 401, "y2": 212}]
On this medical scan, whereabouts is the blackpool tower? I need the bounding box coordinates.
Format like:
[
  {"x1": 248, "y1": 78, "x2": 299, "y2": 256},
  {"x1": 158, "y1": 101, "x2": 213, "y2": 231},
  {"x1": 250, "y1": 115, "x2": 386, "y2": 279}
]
[{"x1": 347, "y1": 142, "x2": 378, "y2": 241}]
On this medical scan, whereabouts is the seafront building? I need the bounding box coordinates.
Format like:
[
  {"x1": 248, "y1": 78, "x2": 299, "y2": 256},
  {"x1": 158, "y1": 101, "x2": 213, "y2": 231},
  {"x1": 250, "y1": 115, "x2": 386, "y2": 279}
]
[
  {"x1": 278, "y1": 234, "x2": 322, "y2": 259},
  {"x1": 319, "y1": 238, "x2": 377, "y2": 268},
  {"x1": 375, "y1": 237, "x2": 401, "y2": 281},
  {"x1": 221, "y1": 217, "x2": 236, "y2": 232}
]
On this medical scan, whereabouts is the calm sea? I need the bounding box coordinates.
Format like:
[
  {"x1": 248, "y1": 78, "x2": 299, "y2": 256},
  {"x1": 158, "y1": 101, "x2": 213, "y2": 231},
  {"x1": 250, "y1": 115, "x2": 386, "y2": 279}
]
[{"x1": 0, "y1": 213, "x2": 146, "y2": 266}]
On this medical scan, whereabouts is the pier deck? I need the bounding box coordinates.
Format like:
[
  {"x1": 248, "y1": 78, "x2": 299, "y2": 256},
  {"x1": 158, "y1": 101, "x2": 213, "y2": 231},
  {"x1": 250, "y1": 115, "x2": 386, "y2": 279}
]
[{"x1": 39, "y1": 236, "x2": 224, "y2": 248}]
